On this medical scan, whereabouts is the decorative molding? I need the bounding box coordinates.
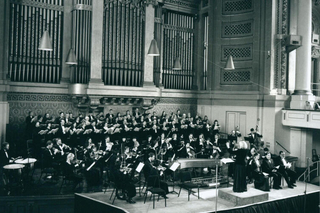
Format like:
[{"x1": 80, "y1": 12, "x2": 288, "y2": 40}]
[
  {"x1": 164, "y1": 0, "x2": 198, "y2": 8},
  {"x1": 10, "y1": 0, "x2": 64, "y2": 11},
  {"x1": 312, "y1": 46, "x2": 320, "y2": 58},
  {"x1": 274, "y1": 0, "x2": 288, "y2": 92},
  {"x1": 142, "y1": 98, "x2": 159, "y2": 110},
  {"x1": 74, "y1": 4, "x2": 92, "y2": 11},
  {"x1": 222, "y1": 0, "x2": 253, "y2": 15},
  {"x1": 7, "y1": 93, "x2": 72, "y2": 102},
  {"x1": 163, "y1": 24, "x2": 194, "y2": 33},
  {"x1": 154, "y1": 17, "x2": 163, "y2": 24},
  {"x1": 162, "y1": 0, "x2": 198, "y2": 14}
]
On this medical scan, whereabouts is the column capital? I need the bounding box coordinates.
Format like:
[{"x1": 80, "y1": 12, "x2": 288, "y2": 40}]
[
  {"x1": 145, "y1": 0, "x2": 160, "y2": 7},
  {"x1": 311, "y1": 46, "x2": 320, "y2": 58}
]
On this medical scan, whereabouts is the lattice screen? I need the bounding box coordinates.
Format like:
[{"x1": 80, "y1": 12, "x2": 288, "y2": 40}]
[
  {"x1": 223, "y1": 0, "x2": 253, "y2": 14},
  {"x1": 222, "y1": 70, "x2": 251, "y2": 84},
  {"x1": 222, "y1": 20, "x2": 253, "y2": 37},
  {"x1": 222, "y1": 45, "x2": 252, "y2": 60}
]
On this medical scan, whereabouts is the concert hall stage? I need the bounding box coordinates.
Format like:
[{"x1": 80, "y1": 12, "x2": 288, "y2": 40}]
[{"x1": 75, "y1": 181, "x2": 320, "y2": 213}]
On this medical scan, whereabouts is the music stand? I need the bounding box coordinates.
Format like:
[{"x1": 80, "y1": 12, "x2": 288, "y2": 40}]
[
  {"x1": 168, "y1": 162, "x2": 180, "y2": 194},
  {"x1": 135, "y1": 162, "x2": 145, "y2": 196}
]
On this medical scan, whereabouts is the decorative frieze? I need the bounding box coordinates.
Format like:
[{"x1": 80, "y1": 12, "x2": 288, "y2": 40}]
[{"x1": 312, "y1": 46, "x2": 320, "y2": 58}]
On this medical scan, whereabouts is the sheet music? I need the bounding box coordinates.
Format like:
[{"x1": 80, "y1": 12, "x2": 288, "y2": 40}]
[
  {"x1": 262, "y1": 172, "x2": 269, "y2": 176},
  {"x1": 220, "y1": 158, "x2": 234, "y2": 164},
  {"x1": 136, "y1": 162, "x2": 144, "y2": 173},
  {"x1": 170, "y1": 162, "x2": 180, "y2": 171}
]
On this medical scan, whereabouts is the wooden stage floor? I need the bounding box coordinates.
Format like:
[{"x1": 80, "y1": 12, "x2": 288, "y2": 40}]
[{"x1": 81, "y1": 181, "x2": 320, "y2": 213}]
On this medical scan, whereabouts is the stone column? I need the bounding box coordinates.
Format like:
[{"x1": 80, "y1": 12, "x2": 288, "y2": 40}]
[
  {"x1": 89, "y1": 0, "x2": 104, "y2": 85},
  {"x1": 290, "y1": 0, "x2": 315, "y2": 109},
  {"x1": 143, "y1": 3, "x2": 156, "y2": 87}
]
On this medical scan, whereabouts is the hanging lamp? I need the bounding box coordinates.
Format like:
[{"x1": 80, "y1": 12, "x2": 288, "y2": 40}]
[
  {"x1": 66, "y1": 7, "x2": 77, "y2": 65},
  {"x1": 173, "y1": 57, "x2": 182, "y2": 70},
  {"x1": 225, "y1": 55, "x2": 235, "y2": 70},
  {"x1": 66, "y1": 48, "x2": 77, "y2": 65},
  {"x1": 38, "y1": 30, "x2": 53, "y2": 51},
  {"x1": 148, "y1": 39, "x2": 160, "y2": 56}
]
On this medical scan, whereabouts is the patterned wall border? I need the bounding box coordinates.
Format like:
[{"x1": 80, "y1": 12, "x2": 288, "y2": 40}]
[{"x1": 8, "y1": 93, "x2": 72, "y2": 102}]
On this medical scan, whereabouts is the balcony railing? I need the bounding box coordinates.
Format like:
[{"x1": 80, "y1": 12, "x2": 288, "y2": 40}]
[{"x1": 282, "y1": 109, "x2": 320, "y2": 129}]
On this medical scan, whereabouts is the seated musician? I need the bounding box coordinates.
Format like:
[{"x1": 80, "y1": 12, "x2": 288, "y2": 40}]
[
  {"x1": 246, "y1": 147, "x2": 256, "y2": 184},
  {"x1": 212, "y1": 120, "x2": 221, "y2": 136},
  {"x1": 262, "y1": 152, "x2": 282, "y2": 189},
  {"x1": 63, "y1": 153, "x2": 83, "y2": 190},
  {"x1": 113, "y1": 159, "x2": 137, "y2": 204},
  {"x1": 201, "y1": 138, "x2": 214, "y2": 159},
  {"x1": 0, "y1": 142, "x2": 14, "y2": 167},
  {"x1": 144, "y1": 152, "x2": 169, "y2": 197},
  {"x1": 42, "y1": 140, "x2": 60, "y2": 177},
  {"x1": 54, "y1": 138, "x2": 72, "y2": 158},
  {"x1": 161, "y1": 138, "x2": 174, "y2": 162},
  {"x1": 212, "y1": 134, "x2": 222, "y2": 159},
  {"x1": 101, "y1": 136, "x2": 114, "y2": 157},
  {"x1": 274, "y1": 151, "x2": 297, "y2": 188},
  {"x1": 188, "y1": 134, "x2": 201, "y2": 155},
  {"x1": 176, "y1": 140, "x2": 188, "y2": 159},
  {"x1": 250, "y1": 153, "x2": 270, "y2": 191}
]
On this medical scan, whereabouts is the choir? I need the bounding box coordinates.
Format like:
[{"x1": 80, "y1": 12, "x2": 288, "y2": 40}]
[{"x1": 0, "y1": 108, "x2": 298, "y2": 200}]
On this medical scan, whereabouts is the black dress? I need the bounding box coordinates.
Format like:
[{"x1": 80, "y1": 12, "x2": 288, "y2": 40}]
[{"x1": 231, "y1": 149, "x2": 248, "y2": 192}]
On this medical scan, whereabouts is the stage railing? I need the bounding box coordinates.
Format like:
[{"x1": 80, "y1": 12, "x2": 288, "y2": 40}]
[{"x1": 298, "y1": 160, "x2": 320, "y2": 183}]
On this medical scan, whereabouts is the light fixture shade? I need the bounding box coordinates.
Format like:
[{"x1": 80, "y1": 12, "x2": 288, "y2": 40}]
[
  {"x1": 147, "y1": 39, "x2": 160, "y2": 56},
  {"x1": 173, "y1": 57, "x2": 182, "y2": 70},
  {"x1": 38, "y1": 30, "x2": 53, "y2": 51},
  {"x1": 66, "y1": 48, "x2": 77, "y2": 65},
  {"x1": 225, "y1": 55, "x2": 235, "y2": 70}
]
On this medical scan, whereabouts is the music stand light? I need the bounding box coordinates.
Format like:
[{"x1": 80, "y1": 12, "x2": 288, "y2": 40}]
[
  {"x1": 169, "y1": 162, "x2": 180, "y2": 194},
  {"x1": 136, "y1": 162, "x2": 145, "y2": 196}
]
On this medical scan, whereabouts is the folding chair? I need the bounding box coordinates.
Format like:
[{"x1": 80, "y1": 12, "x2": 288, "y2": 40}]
[
  {"x1": 143, "y1": 175, "x2": 167, "y2": 209},
  {"x1": 178, "y1": 171, "x2": 200, "y2": 201}
]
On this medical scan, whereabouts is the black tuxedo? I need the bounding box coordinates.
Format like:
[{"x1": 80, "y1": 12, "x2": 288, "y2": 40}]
[
  {"x1": 143, "y1": 159, "x2": 168, "y2": 194},
  {"x1": 247, "y1": 132, "x2": 262, "y2": 147},
  {"x1": 262, "y1": 158, "x2": 281, "y2": 188},
  {"x1": 42, "y1": 148, "x2": 56, "y2": 168},
  {"x1": 274, "y1": 156, "x2": 297, "y2": 186},
  {"x1": 0, "y1": 150, "x2": 11, "y2": 167}
]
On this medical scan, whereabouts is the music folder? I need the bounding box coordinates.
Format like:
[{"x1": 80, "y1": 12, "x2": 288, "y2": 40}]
[
  {"x1": 136, "y1": 162, "x2": 144, "y2": 173},
  {"x1": 169, "y1": 162, "x2": 180, "y2": 171},
  {"x1": 220, "y1": 158, "x2": 234, "y2": 164}
]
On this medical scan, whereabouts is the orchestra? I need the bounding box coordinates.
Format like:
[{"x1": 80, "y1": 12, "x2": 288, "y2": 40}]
[{"x1": 0, "y1": 108, "x2": 301, "y2": 200}]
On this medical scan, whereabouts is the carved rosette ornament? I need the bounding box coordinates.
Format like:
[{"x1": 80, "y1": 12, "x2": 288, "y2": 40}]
[{"x1": 312, "y1": 46, "x2": 320, "y2": 58}]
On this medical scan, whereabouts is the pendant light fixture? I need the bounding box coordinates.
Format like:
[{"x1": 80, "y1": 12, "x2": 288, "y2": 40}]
[
  {"x1": 66, "y1": 48, "x2": 77, "y2": 65},
  {"x1": 225, "y1": 55, "x2": 235, "y2": 70},
  {"x1": 39, "y1": 30, "x2": 53, "y2": 51},
  {"x1": 66, "y1": 6, "x2": 77, "y2": 65},
  {"x1": 148, "y1": 39, "x2": 160, "y2": 56},
  {"x1": 173, "y1": 57, "x2": 182, "y2": 70},
  {"x1": 38, "y1": 3, "x2": 53, "y2": 51}
]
